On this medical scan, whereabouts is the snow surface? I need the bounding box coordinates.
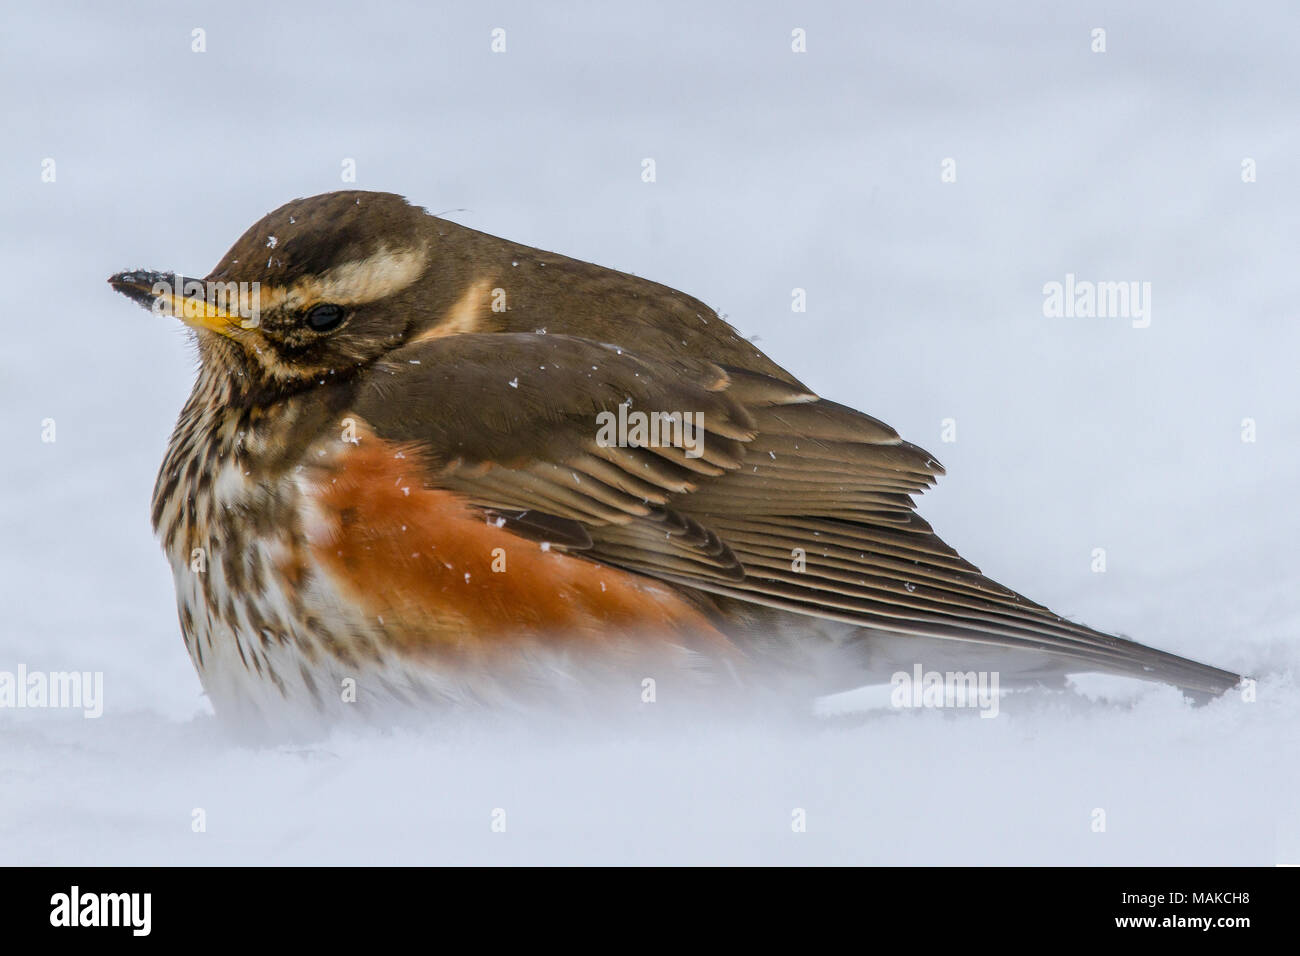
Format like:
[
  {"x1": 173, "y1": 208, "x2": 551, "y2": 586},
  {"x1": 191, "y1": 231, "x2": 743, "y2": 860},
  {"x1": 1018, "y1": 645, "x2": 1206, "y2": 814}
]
[{"x1": 1, "y1": 0, "x2": 1297, "y2": 864}]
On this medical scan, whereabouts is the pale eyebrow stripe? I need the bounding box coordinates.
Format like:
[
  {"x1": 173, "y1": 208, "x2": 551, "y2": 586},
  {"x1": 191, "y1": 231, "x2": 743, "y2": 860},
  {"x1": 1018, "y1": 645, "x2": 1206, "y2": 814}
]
[{"x1": 258, "y1": 244, "x2": 429, "y2": 312}]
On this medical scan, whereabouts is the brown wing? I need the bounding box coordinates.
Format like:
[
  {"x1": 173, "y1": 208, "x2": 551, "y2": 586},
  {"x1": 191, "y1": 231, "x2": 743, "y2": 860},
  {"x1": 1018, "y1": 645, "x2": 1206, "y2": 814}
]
[{"x1": 349, "y1": 331, "x2": 1240, "y2": 694}]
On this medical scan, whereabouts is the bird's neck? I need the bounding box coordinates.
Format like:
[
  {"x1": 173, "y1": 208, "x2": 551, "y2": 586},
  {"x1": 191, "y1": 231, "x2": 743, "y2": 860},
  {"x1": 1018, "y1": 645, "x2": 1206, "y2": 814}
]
[{"x1": 150, "y1": 364, "x2": 355, "y2": 549}]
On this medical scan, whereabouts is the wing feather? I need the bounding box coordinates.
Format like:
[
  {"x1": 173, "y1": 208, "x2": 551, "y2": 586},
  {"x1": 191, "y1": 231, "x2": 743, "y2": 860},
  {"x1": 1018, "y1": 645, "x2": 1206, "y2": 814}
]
[{"x1": 346, "y1": 330, "x2": 1239, "y2": 694}]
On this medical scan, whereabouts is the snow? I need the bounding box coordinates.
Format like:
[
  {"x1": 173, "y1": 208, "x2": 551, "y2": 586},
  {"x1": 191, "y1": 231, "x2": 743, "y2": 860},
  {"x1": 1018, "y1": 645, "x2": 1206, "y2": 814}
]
[{"x1": 1, "y1": 0, "x2": 1297, "y2": 864}]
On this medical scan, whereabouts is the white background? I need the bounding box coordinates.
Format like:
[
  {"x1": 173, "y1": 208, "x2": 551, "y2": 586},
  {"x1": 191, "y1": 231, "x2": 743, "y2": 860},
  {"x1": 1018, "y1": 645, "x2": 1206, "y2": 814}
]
[{"x1": 1, "y1": 0, "x2": 1296, "y2": 864}]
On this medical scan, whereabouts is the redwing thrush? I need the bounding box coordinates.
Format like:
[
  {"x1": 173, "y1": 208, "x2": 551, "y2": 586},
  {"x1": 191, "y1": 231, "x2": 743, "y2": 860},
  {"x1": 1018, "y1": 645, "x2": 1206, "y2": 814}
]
[{"x1": 109, "y1": 191, "x2": 1240, "y2": 734}]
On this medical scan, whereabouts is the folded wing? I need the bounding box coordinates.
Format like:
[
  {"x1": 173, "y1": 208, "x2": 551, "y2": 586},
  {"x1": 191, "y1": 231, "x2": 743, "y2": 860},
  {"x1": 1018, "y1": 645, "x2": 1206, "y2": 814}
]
[{"x1": 348, "y1": 332, "x2": 1240, "y2": 695}]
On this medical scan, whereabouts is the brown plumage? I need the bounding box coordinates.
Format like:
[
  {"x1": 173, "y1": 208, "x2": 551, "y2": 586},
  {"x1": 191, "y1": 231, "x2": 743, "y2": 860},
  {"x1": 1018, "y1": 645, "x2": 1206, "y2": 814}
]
[{"x1": 108, "y1": 190, "x2": 1240, "y2": 735}]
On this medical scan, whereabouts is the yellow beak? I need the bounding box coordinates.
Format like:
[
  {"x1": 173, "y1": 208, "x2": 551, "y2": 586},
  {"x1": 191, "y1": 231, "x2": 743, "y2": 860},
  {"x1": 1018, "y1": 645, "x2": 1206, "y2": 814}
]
[{"x1": 107, "y1": 270, "x2": 254, "y2": 338}]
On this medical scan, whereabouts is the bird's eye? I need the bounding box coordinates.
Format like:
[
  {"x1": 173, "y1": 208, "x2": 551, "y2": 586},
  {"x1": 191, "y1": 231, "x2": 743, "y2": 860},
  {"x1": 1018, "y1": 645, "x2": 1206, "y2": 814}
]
[{"x1": 304, "y1": 303, "x2": 346, "y2": 332}]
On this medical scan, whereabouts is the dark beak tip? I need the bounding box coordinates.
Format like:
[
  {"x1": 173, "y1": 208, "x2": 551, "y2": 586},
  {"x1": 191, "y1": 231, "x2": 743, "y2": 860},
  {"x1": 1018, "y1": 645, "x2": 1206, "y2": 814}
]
[
  {"x1": 108, "y1": 269, "x2": 170, "y2": 309},
  {"x1": 108, "y1": 268, "x2": 173, "y2": 286}
]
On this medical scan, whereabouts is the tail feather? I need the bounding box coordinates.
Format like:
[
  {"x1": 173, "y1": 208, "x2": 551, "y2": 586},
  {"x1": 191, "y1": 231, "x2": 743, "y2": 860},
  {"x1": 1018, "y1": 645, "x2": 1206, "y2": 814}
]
[{"x1": 700, "y1": 589, "x2": 1243, "y2": 702}]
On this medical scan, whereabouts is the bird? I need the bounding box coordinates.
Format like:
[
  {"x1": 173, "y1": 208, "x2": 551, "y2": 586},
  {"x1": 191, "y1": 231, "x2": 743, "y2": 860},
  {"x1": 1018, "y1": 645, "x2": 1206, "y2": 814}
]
[{"x1": 109, "y1": 190, "x2": 1240, "y2": 736}]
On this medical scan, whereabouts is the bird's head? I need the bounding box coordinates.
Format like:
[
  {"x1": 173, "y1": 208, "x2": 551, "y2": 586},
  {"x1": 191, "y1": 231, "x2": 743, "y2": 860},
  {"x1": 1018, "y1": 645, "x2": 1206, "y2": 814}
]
[{"x1": 110, "y1": 191, "x2": 441, "y2": 403}]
